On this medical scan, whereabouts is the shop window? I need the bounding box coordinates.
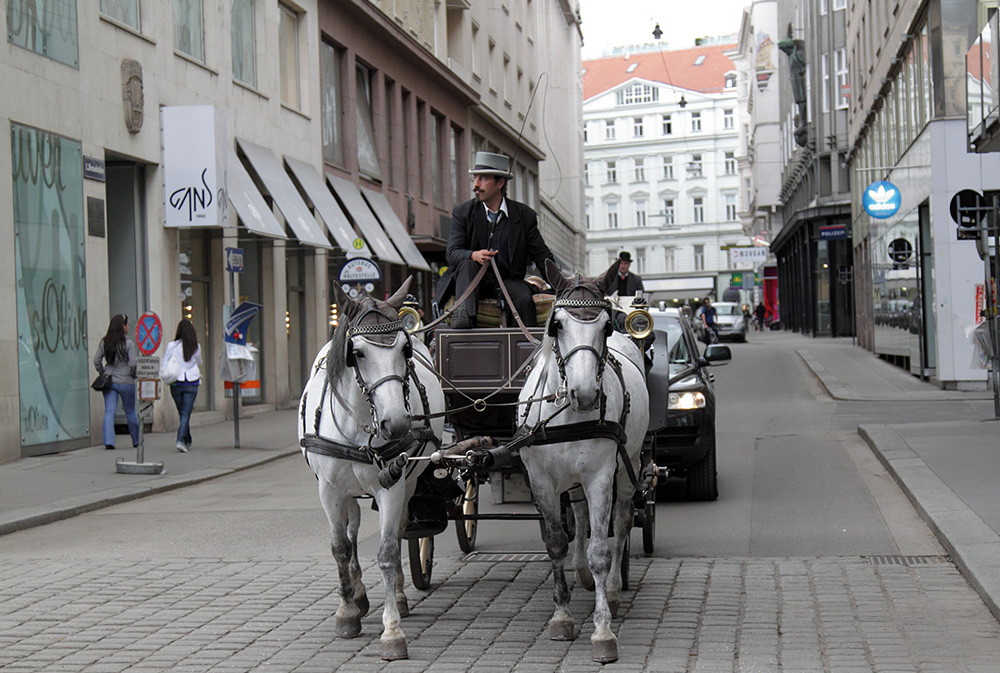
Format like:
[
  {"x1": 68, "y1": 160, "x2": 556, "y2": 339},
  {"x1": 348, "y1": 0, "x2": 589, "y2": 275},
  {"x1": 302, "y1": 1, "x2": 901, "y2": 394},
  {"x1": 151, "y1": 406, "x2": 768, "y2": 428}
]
[{"x1": 179, "y1": 229, "x2": 214, "y2": 412}]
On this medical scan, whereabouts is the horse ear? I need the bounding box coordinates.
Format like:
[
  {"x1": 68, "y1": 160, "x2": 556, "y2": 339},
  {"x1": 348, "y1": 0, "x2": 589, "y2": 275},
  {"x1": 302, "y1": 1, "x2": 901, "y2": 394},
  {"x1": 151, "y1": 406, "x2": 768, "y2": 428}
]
[
  {"x1": 544, "y1": 259, "x2": 568, "y2": 295},
  {"x1": 385, "y1": 276, "x2": 413, "y2": 309},
  {"x1": 334, "y1": 282, "x2": 358, "y2": 321},
  {"x1": 598, "y1": 260, "x2": 619, "y2": 294}
]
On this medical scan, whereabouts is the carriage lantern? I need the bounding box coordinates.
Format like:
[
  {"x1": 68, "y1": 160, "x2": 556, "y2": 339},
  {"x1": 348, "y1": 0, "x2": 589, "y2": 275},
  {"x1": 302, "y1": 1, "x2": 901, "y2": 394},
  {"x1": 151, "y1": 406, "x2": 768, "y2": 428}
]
[
  {"x1": 398, "y1": 294, "x2": 423, "y2": 333},
  {"x1": 623, "y1": 295, "x2": 654, "y2": 340}
]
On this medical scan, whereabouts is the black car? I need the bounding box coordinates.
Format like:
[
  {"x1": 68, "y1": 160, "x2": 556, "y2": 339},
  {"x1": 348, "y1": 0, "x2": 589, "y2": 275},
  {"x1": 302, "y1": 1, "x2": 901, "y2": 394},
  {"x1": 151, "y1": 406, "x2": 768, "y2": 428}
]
[{"x1": 645, "y1": 308, "x2": 731, "y2": 501}]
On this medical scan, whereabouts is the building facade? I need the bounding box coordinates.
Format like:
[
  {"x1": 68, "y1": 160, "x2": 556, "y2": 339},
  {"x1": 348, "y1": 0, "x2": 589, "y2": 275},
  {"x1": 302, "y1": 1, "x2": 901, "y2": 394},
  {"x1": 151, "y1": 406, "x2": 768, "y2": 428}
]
[
  {"x1": 1, "y1": 0, "x2": 582, "y2": 464},
  {"x1": 582, "y1": 44, "x2": 748, "y2": 306},
  {"x1": 847, "y1": 0, "x2": 999, "y2": 387}
]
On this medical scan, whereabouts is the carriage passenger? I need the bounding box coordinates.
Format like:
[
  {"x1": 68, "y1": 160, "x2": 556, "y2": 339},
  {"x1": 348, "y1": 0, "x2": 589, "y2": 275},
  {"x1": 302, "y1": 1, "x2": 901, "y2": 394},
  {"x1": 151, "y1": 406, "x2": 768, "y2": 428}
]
[{"x1": 440, "y1": 151, "x2": 556, "y2": 329}]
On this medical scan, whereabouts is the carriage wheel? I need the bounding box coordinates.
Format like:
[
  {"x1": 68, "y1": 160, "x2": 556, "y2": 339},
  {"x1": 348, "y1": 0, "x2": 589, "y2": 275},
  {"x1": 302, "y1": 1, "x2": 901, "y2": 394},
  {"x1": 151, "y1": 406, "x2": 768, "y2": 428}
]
[
  {"x1": 620, "y1": 534, "x2": 631, "y2": 591},
  {"x1": 455, "y1": 477, "x2": 479, "y2": 553},
  {"x1": 642, "y1": 498, "x2": 656, "y2": 555},
  {"x1": 408, "y1": 536, "x2": 434, "y2": 590}
]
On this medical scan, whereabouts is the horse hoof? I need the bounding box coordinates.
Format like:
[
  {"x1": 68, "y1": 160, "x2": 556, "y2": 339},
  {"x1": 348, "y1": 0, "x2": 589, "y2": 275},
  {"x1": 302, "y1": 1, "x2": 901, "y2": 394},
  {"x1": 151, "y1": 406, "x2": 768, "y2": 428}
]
[
  {"x1": 608, "y1": 598, "x2": 620, "y2": 619},
  {"x1": 397, "y1": 598, "x2": 410, "y2": 618},
  {"x1": 592, "y1": 638, "x2": 618, "y2": 664},
  {"x1": 576, "y1": 568, "x2": 595, "y2": 591},
  {"x1": 355, "y1": 594, "x2": 370, "y2": 618},
  {"x1": 335, "y1": 615, "x2": 362, "y2": 639},
  {"x1": 380, "y1": 637, "x2": 408, "y2": 661},
  {"x1": 549, "y1": 619, "x2": 575, "y2": 641}
]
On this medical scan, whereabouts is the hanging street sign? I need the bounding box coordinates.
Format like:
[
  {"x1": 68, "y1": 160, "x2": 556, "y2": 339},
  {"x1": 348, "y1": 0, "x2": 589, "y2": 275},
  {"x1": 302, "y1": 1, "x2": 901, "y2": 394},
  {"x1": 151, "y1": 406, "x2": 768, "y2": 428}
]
[
  {"x1": 729, "y1": 247, "x2": 769, "y2": 265},
  {"x1": 135, "y1": 312, "x2": 163, "y2": 356},
  {"x1": 863, "y1": 180, "x2": 901, "y2": 219},
  {"x1": 339, "y1": 258, "x2": 382, "y2": 283}
]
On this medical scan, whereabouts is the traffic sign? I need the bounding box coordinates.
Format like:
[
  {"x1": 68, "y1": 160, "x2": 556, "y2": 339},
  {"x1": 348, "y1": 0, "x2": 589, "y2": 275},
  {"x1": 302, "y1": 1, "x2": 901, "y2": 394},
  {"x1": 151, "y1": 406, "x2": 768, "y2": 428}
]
[
  {"x1": 339, "y1": 258, "x2": 382, "y2": 283},
  {"x1": 135, "y1": 312, "x2": 162, "y2": 356},
  {"x1": 226, "y1": 247, "x2": 244, "y2": 273}
]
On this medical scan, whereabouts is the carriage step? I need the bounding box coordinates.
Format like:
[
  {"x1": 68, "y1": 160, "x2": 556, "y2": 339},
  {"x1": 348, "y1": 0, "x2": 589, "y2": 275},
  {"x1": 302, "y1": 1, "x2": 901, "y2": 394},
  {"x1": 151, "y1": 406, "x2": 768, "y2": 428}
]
[{"x1": 462, "y1": 552, "x2": 549, "y2": 563}]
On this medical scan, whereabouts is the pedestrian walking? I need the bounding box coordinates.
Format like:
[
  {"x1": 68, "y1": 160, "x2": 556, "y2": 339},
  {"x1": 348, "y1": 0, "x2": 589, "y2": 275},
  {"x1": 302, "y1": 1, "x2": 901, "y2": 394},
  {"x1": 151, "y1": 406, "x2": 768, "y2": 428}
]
[
  {"x1": 161, "y1": 319, "x2": 202, "y2": 452},
  {"x1": 754, "y1": 302, "x2": 766, "y2": 331},
  {"x1": 93, "y1": 313, "x2": 140, "y2": 450}
]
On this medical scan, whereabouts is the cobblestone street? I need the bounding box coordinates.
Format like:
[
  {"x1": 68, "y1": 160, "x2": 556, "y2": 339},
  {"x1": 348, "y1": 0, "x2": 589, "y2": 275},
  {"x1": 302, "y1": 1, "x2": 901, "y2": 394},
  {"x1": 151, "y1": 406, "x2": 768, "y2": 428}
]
[{"x1": 2, "y1": 554, "x2": 998, "y2": 673}]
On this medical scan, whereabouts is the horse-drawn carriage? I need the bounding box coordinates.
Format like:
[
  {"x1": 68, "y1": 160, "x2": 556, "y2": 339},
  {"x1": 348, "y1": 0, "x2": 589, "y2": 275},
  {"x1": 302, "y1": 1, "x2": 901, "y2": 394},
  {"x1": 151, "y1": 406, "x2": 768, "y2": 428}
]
[{"x1": 298, "y1": 261, "x2": 670, "y2": 663}]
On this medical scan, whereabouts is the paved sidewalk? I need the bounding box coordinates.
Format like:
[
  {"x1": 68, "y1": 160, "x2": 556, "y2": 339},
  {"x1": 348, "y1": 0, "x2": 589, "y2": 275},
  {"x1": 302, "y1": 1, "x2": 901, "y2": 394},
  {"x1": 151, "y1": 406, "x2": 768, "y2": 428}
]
[
  {"x1": 0, "y1": 407, "x2": 301, "y2": 536},
  {"x1": 795, "y1": 335, "x2": 1000, "y2": 622}
]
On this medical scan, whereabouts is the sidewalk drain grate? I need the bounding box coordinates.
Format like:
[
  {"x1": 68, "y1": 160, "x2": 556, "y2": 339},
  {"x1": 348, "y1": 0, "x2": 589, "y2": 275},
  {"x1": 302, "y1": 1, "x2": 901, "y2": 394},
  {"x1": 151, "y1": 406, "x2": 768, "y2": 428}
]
[
  {"x1": 462, "y1": 552, "x2": 550, "y2": 563},
  {"x1": 865, "y1": 555, "x2": 951, "y2": 566}
]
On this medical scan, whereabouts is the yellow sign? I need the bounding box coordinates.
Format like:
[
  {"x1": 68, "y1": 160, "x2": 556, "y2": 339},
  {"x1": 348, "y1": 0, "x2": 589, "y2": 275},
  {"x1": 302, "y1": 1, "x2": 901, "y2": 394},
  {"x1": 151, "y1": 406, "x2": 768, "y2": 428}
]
[{"x1": 352, "y1": 238, "x2": 365, "y2": 250}]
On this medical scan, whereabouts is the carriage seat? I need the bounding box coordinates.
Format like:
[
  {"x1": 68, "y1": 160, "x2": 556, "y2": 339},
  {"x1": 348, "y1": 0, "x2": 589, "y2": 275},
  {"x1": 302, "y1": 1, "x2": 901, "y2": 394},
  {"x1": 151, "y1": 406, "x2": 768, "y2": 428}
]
[{"x1": 445, "y1": 294, "x2": 555, "y2": 328}]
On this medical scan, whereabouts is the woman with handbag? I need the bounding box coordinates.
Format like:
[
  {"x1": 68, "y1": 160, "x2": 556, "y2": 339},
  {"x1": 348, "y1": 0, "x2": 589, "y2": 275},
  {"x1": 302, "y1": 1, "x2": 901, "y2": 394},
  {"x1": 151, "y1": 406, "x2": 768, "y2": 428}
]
[
  {"x1": 93, "y1": 314, "x2": 140, "y2": 450},
  {"x1": 161, "y1": 319, "x2": 202, "y2": 452}
]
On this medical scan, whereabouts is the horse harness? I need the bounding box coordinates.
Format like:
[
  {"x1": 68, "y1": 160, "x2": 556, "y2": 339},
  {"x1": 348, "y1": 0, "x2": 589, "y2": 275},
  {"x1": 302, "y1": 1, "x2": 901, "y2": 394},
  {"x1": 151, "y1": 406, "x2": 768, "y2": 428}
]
[{"x1": 300, "y1": 316, "x2": 439, "y2": 471}]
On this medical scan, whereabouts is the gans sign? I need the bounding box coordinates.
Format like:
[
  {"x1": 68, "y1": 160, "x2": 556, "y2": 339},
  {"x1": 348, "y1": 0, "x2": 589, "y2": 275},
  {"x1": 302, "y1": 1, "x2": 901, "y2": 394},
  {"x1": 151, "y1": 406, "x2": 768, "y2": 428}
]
[{"x1": 863, "y1": 180, "x2": 901, "y2": 219}]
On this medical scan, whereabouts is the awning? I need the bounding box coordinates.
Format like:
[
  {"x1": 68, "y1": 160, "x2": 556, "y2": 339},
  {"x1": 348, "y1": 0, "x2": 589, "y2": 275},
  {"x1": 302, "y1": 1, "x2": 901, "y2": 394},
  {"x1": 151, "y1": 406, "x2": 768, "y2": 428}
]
[
  {"x1": 326, "y1": 173, "x2": 405, "y2": 265},
  {"x1": 226, "y1": 148, "x2": 288, "y2": 240},
  {"x1": 236, "y1": 138, "x2": 331, "y2": 249},
  {"x1": 284, "y1": 156, "x2": 366, "y2": 254},
  {"x1": 359, "y1": 187, "x2": 431, "y2": 271}
]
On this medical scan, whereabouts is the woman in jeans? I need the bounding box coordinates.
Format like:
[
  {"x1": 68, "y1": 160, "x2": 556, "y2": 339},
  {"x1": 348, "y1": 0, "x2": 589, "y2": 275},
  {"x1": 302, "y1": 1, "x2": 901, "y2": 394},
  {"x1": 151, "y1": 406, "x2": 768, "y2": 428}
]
[
  {"x1": 163, "y1": 319, "x2": 202, "y2": 452},
  {"x1": 93, "y1": 314, "x2": 140, "y2": 450}
]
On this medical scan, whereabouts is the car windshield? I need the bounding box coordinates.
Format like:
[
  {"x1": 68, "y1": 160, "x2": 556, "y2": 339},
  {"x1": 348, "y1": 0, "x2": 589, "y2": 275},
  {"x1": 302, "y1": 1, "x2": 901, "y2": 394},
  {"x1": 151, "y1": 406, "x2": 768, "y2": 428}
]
[
  {"x1": 713, "y1": 304, "x2": 740, "y2": 316},
  {"x1": 651, "y1": 314, "x2": 692, "y2": 366}
]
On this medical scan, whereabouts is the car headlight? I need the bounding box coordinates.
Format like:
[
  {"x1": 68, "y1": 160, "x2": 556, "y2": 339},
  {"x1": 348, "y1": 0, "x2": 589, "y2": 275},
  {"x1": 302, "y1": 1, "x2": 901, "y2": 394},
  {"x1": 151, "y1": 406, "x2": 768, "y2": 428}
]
[{"x1": 668, "y1": 391, "x2": 706, "y2": 410}]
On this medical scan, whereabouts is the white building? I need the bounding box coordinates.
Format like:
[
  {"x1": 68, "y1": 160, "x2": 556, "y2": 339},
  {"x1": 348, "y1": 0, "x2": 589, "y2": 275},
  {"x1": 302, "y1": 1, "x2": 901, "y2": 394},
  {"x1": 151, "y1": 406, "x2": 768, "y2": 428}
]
[{"x1": 582, "y1": 44, "x2": 749, "y2": 305}]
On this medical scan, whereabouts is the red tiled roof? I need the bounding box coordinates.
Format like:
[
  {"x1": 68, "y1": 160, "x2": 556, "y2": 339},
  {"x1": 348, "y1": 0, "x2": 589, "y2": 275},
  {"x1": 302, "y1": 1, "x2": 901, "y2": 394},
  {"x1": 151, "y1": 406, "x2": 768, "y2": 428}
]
[{"x1": 583, "y1": 44, "x2": 737, "y2": 101}]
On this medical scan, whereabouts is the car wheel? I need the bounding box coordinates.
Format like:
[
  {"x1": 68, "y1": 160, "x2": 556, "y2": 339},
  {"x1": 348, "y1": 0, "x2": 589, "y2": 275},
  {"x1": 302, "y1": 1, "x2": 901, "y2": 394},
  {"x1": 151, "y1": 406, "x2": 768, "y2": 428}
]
[{"x1": 685, "y1": 436, "x2": 718, "y2": 501}]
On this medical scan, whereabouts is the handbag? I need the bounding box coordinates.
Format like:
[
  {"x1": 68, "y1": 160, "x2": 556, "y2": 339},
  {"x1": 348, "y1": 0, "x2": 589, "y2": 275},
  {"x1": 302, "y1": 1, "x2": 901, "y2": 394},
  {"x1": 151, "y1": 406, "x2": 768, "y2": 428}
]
[
  {"x1": 159, "y1": 350, "x2": 182, "y2": 384},
  {"x1": 91, "y1": 372, "x2": 112, "y2": 392}
]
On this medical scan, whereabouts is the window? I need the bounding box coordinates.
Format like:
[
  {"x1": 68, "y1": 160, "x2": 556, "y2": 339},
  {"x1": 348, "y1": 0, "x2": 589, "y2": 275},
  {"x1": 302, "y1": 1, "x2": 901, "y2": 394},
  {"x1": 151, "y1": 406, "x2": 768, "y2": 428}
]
[
  {"x1": 278, "y1": 3, "x2": 300, "y2": 108},
  {"x1": 634, "y1": 158, "x2": 645, "y2": 182},
  {"x1": 725, "y1": 194, "x2": 737, "y2": 220},
  {"x1": 488, "y1": 39, "x2": 496, "y2": 92},
  {"x1": 471, "y1": 22, "x2": 479, "y2": 76},
  {"x1": 583, "y1": 124, "x2": 588, "y2": 143},
  {"x1": 725, "y1": 73, "x2": 737, "y2": 88},
  {"x1": 833, "y1": 0, "x2": 846, "y2": 8},
  {"x1": 320, "y1": 41, "x2": 343, "y2": 166},
  {"x1": 692, "y1": 196, "x2": 704, "y2": 223},
  {"x1": 662, "y1": 114, "x2": 672, "y2": 134},
  {"x1": 232, "y1": 0, "x2": 257, "y2": 87},
  {"x1": 616, "y1": 83, "x2": 659, "y2": 105},
  {"x1": 724, "y1": 151, "x2": 736, "y2": 174},
  {"x1": 662, "y1": 199, "x2": 675, "y2": 225},
  {"x1": 585, "y1": 203, "x2": 591, "y2": 230},
  {"x1": 432, "y1": 113, "x2": 443, "y2": 204},
  {"x1": 606, "y1": 160, "x2": 617, "y2": 183},
  {"x1": 355, "y1": 63, "x2": 381, "y2": 180},
  {"x1": 102, "y1": 0, "x2": 139, "y2": 31},
  {"x1": 607, "y1": 202, "x2": 619, "y2": 229},
  {"x1": 11, "y1": 0, "x2": 78, "y2": 66},
  {"x1": 635, "y1": 200, "x2": 647, "y2": 227},
  {"x1": 502, "y1": 54, "x2": 510, "y2": 101},
  {"x1": 662, "y1": 155, "x2": 674, "y2": 180},
  {"x1": 835, "y1": 48, "x2": 848, "y2": 109},
  {"x1": 605, "y1": 119, "x2": 616, "y2": 140},
  {"x1": 584, "y1": 162, "x2": 590, "y2": 186},
  {"x1": 694, "y1": 55, "x2": 706, "y2": 66},
  {"x1": 664, "y1": 248, "x2": 675, "y2": 273},
  {"x1": 821, "y1": 52, "x2": 830, "y2": 112},
  {"x1": 691, "y1": 111, "x2": 702, "y2": 132},
  {"x1": 633, "y1": 117, "x2": 644, "y2": 137},
  {"x1": 636, "y1": 248, "x2": 646, "y2": 273},
  {"x1": 693, "y1": 244, "x2": 705, "y2": 271},
  {"x1": 174, "y1": 0, "x2": 204, "y2": 61},
  {"x1": 723, "y1": 108, "x2": 734, "y2": 129},
  {"x1": 689, "y1": 154, "x2": 703, "y2": 177},
  {"x1": 820, "y1": 0, "x2": 828, "y2": 14}
]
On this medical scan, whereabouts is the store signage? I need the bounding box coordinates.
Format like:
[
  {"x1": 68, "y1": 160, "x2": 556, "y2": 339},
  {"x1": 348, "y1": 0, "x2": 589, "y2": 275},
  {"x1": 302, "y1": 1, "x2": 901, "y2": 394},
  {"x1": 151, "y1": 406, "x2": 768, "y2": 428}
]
[
  {"x1": 339, "y1": 258, "x2": 382, "y2": 283},
  {"x1": 162, "y1": 105, "x2": 227, "y2": 228},
  {"x1": 863, "y1": 180, "x2": 901, "y2": 219},
  {"x1": 225, "y1": 301, "x2": 263, "y2": 345},
  {"x1": 729, "y1": 247, "x2": 768, "y2": 265}
]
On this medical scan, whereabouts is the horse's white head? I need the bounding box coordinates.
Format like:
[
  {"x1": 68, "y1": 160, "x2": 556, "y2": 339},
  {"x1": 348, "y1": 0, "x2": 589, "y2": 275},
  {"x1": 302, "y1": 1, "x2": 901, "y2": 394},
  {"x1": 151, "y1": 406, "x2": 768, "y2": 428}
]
[
  {"x1": 332, "y1": 277, "x2": 415, "y2": 440},
  {"x1": 543, "y1": 259, "x2": 620, "y2": 413}
]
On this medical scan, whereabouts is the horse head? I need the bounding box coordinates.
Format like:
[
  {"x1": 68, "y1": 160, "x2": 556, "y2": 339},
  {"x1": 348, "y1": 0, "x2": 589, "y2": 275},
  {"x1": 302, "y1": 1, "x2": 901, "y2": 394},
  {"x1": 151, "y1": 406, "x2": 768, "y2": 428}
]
[
  {"x1": 331, "y1": 277, "x2": 415, "y2": 440},
  {"x1": 543, "y1": 259, "x2": 619, "y2": 412}
]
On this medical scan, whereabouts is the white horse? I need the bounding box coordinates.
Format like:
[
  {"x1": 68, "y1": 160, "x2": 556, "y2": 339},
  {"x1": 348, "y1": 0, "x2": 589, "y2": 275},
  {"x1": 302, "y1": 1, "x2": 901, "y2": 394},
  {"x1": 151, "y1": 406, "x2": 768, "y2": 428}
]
[
  {"x1": 518, "y1": 259, "x2": 650, "y2": 664},
  {"x1": 298, "y1": 278, "x2": 444, "y2": 661}
]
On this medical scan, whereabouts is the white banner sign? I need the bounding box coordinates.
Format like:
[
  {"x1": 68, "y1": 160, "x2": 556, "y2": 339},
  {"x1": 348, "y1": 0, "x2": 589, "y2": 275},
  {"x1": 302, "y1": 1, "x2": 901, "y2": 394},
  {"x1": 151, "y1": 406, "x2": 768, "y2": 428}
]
[
  {"x1": 162, "y1": 106, "x2": 227, "y2": 228},
  {"x1": 729, "y1": 247, "x2": 769, "y2": 265}
]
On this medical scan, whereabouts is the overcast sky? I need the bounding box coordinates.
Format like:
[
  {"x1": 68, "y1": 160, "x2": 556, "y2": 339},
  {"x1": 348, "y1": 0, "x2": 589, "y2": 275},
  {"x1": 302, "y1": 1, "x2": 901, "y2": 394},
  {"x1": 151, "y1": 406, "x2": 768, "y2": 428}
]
[{"x1": 577, "y1": 0, "x2": 750, "y2": 59}]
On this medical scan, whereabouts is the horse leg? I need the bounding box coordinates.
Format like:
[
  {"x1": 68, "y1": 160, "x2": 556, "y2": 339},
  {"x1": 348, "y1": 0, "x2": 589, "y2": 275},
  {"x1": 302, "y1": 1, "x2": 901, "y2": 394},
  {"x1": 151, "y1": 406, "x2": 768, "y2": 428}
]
[
  {"x1": 605, "y1": 479, "x2": 636, "y2": 620},
  {"x1": 581, "y1": 477, "x2": 618, "y2": 664},
  {"x1": 569, "y1": 488, "x2": 594, "y2": 591},
  {"x1": 375, "y1": 487, "x2": 408, "y2": 660},
  {"x1": 535, "y1": 483, "x2": 574, "y2": 641},
  {"x1": 317, "y1": 484, "x2": 363, "y2": 638},
  {"x1": 394, "y1": 512, "x2": 410, "y2": 618},
  {"x1": 346, "y1": 498, "x2": 369, "y2": 618}
]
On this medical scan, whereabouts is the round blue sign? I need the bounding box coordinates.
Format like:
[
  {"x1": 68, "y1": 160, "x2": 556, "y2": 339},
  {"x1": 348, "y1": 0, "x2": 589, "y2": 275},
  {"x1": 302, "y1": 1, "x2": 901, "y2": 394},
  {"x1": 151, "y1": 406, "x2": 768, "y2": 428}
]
[{"x1": 863, "y1": 180, "x2": 901, "y2": 219}]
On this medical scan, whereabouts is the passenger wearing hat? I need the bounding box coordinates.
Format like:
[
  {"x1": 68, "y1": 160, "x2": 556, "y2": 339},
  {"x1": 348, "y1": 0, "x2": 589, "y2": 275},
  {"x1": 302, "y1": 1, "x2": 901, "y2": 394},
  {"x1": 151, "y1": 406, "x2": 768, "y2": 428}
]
[
  {"x1": 607, "y1": 251, "x2": 644, "y2": 298},
  {"x1": 444, "y1": 151, "x2": 555, "y2": 328}
]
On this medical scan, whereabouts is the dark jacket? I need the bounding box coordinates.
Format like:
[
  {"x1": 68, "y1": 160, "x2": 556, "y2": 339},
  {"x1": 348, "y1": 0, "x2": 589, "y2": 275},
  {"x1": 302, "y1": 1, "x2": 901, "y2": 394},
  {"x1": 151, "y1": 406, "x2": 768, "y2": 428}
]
[
  {"x1": 446, "y1": 198, "x2": 555, "y2": 281},
  {"x1": 608, "y1": 272, "x2": 644, "y2": 298}
]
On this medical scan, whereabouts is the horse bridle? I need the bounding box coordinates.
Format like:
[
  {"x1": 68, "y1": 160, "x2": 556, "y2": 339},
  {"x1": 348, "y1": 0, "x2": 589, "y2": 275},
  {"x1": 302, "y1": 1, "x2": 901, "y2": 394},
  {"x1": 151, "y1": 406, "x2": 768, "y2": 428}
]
[
  {"x1": 344, "y1": 315, "x2": 414, "y2": 435},
  {"x1": 548, "y1": 295, "x2": 613, "y2": 385}
]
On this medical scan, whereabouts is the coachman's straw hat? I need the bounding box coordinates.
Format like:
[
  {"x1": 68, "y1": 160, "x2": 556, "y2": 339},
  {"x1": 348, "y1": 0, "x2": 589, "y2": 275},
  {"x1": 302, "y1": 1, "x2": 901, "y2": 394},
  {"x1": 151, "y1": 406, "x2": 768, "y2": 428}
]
[{"x1": 469, "y1": 151, "x2": 513, "y2": 178}]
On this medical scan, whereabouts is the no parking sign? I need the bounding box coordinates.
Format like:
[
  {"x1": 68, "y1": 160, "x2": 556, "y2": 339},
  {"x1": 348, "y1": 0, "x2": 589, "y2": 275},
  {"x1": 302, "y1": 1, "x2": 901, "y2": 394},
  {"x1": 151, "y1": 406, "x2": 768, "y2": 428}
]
[{"x1": 136, "y1": 312, "x2": 163, "y2": 355}]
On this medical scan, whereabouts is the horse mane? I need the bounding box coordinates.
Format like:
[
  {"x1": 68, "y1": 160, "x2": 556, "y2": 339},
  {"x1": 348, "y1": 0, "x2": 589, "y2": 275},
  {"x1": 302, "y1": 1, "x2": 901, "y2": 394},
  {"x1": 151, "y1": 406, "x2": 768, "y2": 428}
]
[{"x1": 327, "y1": 294, "x2": 399, "y2": 386}]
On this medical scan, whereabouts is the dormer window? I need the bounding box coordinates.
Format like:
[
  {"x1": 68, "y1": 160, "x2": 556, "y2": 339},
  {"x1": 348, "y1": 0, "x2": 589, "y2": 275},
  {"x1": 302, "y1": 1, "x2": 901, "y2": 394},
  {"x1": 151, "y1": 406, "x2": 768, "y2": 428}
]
[
  {"x1": 616, "y1": 83, "x2": 659, "y2": 106},
  {"x1": 725, "y1": 73, "x2": 737, "y2": 88}
]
